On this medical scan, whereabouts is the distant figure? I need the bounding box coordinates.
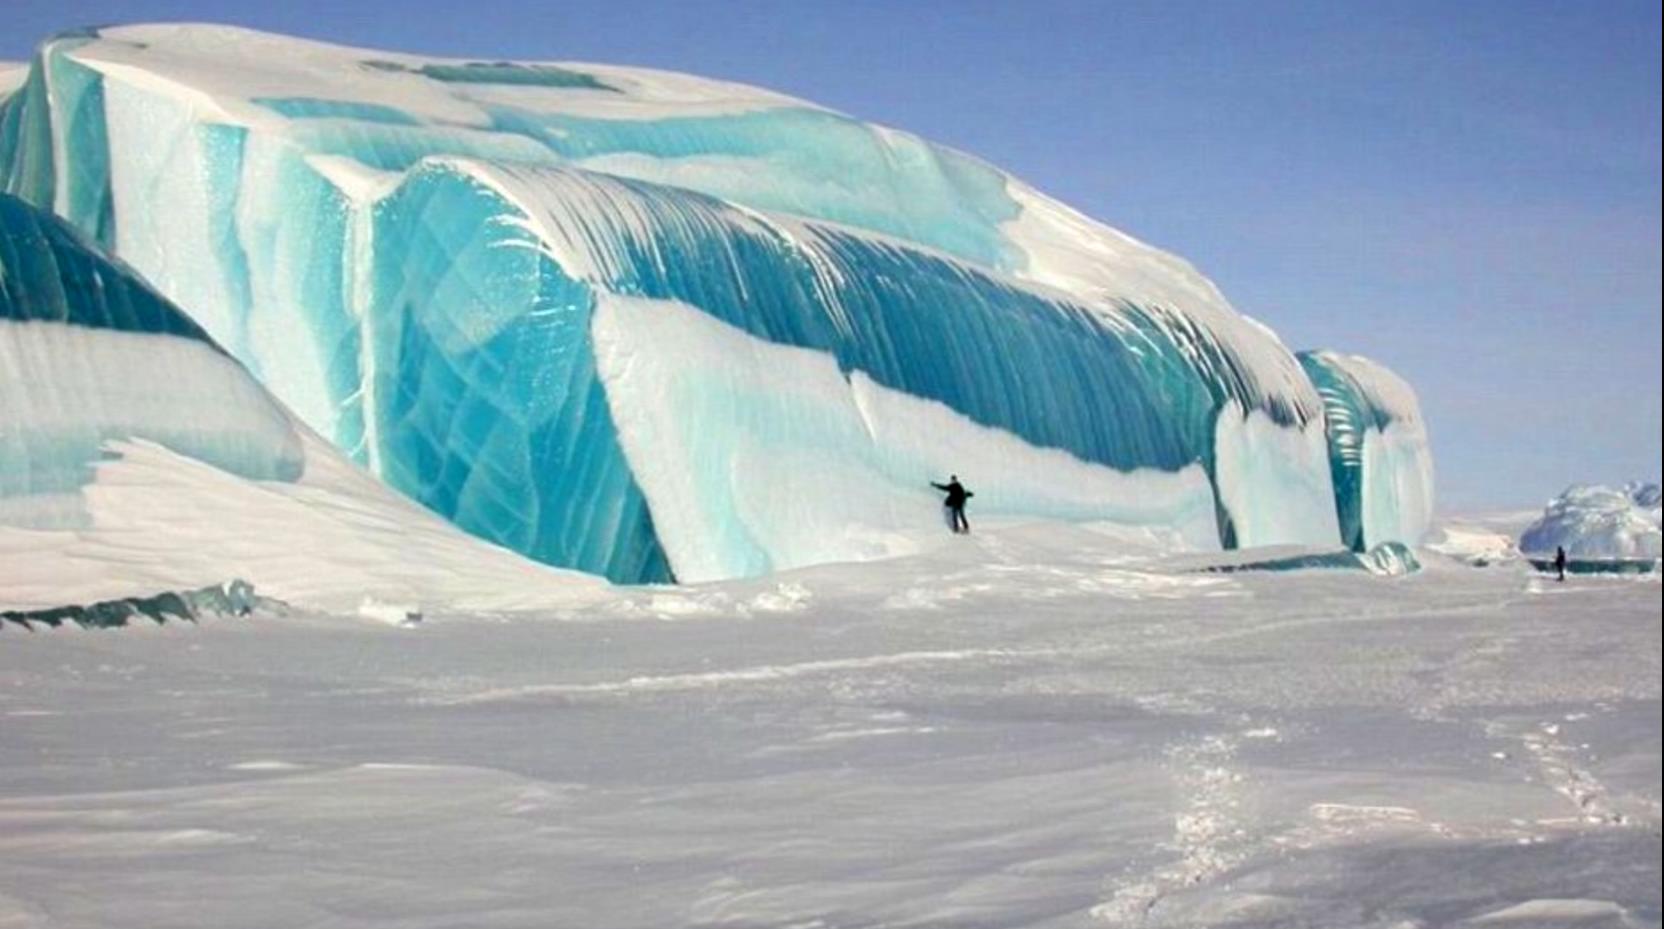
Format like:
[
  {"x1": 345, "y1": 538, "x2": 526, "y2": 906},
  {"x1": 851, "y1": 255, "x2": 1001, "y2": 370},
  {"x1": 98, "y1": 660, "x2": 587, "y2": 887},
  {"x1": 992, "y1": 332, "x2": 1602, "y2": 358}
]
[
  {"x1": 931, "y1": 474, "x2": 974, "y2": 534},
  {"x1": 1554, "y1": 545, "x2": 1567, "y2": 582}
]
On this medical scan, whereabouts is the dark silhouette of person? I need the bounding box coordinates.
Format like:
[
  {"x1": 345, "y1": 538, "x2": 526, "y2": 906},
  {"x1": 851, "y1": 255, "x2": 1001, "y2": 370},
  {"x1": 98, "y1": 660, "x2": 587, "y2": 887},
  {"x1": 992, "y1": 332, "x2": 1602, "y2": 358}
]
[
  {"x1": 1554, "y1": 545, "x2": 1567, "y2": 582},
  {"x1": 931, "y1": 475, "x2": 974, "y2": 534}
]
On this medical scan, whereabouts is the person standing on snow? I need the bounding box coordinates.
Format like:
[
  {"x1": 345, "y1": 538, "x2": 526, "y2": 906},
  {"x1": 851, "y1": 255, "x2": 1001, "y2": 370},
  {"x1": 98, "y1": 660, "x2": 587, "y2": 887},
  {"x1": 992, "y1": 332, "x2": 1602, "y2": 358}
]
[
  {"x1": 931, "y1": 475, "x2": 974, "y2": 534},
  {"x1": 1554, "y1": 545, "x2": 1568, "y2": 582}
]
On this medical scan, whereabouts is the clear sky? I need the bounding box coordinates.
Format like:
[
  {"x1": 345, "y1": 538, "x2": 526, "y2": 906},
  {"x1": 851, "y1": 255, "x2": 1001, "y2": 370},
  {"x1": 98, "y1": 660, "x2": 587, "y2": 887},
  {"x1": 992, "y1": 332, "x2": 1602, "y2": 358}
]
[{"x1": 5, "y1": 0, "x2": 1660, "y2": 510}]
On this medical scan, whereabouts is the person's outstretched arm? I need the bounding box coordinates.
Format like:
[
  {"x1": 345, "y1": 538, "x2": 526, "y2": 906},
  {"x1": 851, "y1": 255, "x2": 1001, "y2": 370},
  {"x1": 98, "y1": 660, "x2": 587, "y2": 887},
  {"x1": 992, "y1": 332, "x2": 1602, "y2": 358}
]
[{"x1": 930, "y1": 482, "x2": 949, "y2": 491}]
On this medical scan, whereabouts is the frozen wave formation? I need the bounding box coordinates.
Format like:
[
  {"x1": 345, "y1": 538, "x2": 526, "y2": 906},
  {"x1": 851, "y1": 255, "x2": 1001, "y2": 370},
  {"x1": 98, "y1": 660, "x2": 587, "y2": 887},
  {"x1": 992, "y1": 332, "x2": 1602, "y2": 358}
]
[{"x1": 1, "y1": 25, "x2": 1433, "y2": 583}]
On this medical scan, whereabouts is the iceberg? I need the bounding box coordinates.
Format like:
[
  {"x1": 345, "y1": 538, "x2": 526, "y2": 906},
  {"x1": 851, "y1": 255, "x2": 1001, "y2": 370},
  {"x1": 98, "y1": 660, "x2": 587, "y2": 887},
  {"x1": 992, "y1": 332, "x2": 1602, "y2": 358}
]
[
  {"x1": 2, "y1": 24, "x2": 1435, "y2": 582},
  {"x1": 1520, "y1": 483, "x2": 1662, "y2": 562}
]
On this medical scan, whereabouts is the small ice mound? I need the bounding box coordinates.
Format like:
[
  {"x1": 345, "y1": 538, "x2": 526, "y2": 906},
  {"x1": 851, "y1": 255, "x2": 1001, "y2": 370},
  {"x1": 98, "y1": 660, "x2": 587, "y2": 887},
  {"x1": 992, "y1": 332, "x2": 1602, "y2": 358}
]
[
  {"x1": 151, "y1": 828, "x2": 250, "y2": 847},
  {"x1": 1358, "y1": 541, "x2": 1420, "y2": 576},
  {"x1": 747, "y1": 582, "x2": 812, "y2": 613},
  {"x1": 358, "y1": 597, "x2": 423, "y2": 626},
  {"x1": 1424, "y1": 523, "x2": 1519, "y2": 567},
  {"x1": 227, "y1": 760, "x2": 306, "y2": 772},
  {"x1": 1519, "y1": 483, "x2": 1662, "y2": 561},
  {"x1": 603, "y1": 590, "x2": 736, "y2": 620},
  {"x1": 1308, "y1": 802, "x2": 1421, "y2": 825}
]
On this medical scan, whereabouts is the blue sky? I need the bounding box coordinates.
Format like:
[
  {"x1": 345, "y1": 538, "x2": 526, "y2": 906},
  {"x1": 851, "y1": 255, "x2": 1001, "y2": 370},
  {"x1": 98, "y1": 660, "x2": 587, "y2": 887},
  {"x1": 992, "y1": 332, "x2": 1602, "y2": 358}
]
[{"x1": 5, "y1": 0, "x2": 1660, "y2": 509}]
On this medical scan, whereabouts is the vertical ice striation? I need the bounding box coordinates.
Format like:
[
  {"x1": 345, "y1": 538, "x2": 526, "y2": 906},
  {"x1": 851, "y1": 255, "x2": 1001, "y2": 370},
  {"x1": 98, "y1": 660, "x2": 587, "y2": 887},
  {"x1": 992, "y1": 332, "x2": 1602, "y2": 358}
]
[
  {"x1": 1297, "y1": 350, "x2": 1434, "y2": 550},
  {"x1": 368, "y1": 162, "x2": 671, "y2": 581},
  {"x1": 1, "y1": 24, "x2": 1436, "y2": 581}
]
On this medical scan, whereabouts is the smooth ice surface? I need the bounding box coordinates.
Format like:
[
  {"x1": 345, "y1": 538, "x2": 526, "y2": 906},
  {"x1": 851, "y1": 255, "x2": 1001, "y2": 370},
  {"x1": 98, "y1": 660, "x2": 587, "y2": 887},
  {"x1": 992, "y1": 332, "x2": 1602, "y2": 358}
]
[
  {"x1": 1299, "y1": 350, "x2": 1434, "y2": 551},
  {"x1": 1212, "y1": 403, "x2": 1340, "y2": 548},
  {"x1": 0, "y1": 24, "x2": 1438, "y2": 581},
  {"x1": 1520, "y1": 483, "x2": 1663, "y2": 560},
  {"x1": 1, "y1": 519, "x2": 1656, "y2": 928}
]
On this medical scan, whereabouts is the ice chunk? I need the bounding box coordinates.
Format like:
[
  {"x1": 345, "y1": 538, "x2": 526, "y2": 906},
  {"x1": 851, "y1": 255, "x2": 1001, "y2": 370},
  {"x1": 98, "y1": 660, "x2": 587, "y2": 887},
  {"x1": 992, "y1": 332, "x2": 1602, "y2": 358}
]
[
  {"x1": 0, "y1": 579, "x2": 262, "y2": 630},
  {"x1": 357, "y1": 597, "x2": 423, "y2": 626},
  {"x1": 1626, "y1": 480, "x2": 1661, "y2": 512}
]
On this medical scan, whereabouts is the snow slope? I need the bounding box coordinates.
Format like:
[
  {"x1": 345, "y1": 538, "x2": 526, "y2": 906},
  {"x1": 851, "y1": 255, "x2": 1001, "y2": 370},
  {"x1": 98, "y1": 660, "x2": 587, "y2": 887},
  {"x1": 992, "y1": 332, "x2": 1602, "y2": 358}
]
[
  {"x1": 1, "y1": 524, "x2": 1656, "y2": 927},
  {"x1": 1, "y1": 24, "x2": 1433, "y2": 582}
]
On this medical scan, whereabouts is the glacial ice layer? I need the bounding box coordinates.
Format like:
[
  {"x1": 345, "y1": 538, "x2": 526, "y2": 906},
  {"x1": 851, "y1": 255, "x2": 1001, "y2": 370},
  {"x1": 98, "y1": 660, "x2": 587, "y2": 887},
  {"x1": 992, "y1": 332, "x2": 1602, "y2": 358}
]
[{"x1": 1, "y1": 24, "x2": 1434, "y2": 582}]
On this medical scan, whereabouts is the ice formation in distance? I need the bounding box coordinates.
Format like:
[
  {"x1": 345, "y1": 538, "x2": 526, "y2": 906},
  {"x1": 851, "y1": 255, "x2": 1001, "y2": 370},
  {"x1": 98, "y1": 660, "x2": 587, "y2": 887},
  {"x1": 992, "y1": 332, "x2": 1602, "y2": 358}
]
[
  {"x1": 0, "y1": 192, "x2": 603, "y2": 612},
  {"x1": 1519, "y1": 483, "x2": 1663, "y2": 561},
  {"x1": 1, "y1": 24, "x2": 1433, "y2": 582}
]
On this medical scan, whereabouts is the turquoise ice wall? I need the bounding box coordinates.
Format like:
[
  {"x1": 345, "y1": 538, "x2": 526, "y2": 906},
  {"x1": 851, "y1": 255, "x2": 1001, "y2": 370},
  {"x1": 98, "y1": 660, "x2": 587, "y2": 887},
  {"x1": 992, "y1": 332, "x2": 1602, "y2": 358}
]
[{"x1": 0, "y1": 25, "x2": 1436, "y2": 581}]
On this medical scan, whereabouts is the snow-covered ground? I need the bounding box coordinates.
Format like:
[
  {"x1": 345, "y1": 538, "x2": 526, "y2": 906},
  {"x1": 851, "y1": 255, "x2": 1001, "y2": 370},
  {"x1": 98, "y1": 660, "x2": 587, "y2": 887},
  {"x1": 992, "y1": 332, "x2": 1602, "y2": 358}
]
[{"x1": 1, "y1": 519, "x2": 1659, "y2": 928}]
